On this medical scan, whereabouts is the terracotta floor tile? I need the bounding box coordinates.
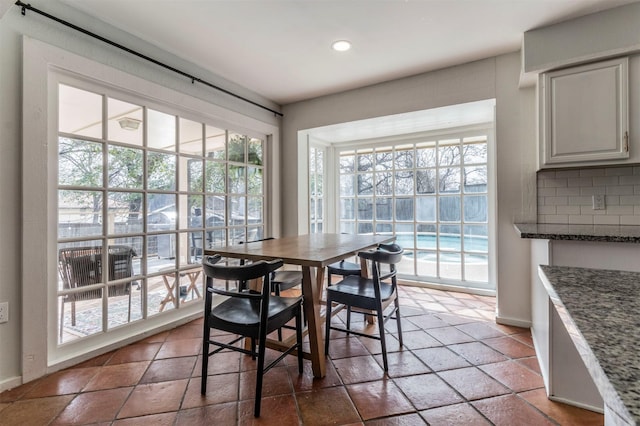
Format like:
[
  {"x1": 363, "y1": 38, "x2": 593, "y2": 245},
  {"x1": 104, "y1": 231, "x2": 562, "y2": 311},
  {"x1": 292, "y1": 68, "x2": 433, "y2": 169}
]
[
  {"x1": 455, "y1": 322, "x2": 507, "y2": 339},
  {"x1": 0, "y1": 395, "x2": 74, "y2": 426},
  {"x1": 112, "y1": 411, "x2": 177, "y2": 426},
  {"x1": 288, "y1": 360, "x2": 343, "y2": 392},
  {"x1": 438, "y1": 367, "x2": 510, "y2": 401},
  {"x1": 434, "y1": 312, "x2": 477, "y2": 326},
  {"x1": 519, "y1": 388, "x2": 605, "y2": 426},
  {"x1": 517, "y1": 356, "x2": 542, "y2": 375},
  {"x1": 238, "y1": 394, "x2": 299, "y2": 425},
  {"x1": 73, "y1": 350, "x2": 115, "y2": 368},
  {"x1": 399, "y1": 330, "x2": 442, "y2": 350},
  {"x1": 106, "y1": 342, "x2": 162, "y2": 365},
  {"x1": 406, "y1": 314, "x2": 450, "y2": 330},
  {"x1": 331, "y1": 355, "x2": 386, "y2": 384},
  {"x1": 83, "y1": 361, "x2": 150, "y2": 391},
  {"x1": 427, "y1": 326, "x2": 475, "y2": 345},
  {"x1": 175, "y1": 402, "x2": 237, "y2": 426},
  {"x1": 51, "y1": 387, "x2": 132, "y2": 424},
  {"x1": 510, "y1": 331, "x2": 534, "y2": 347},
  {"x1": 374, "y1": 350, "x2": 431, "y2": 378},
  {"x1": 479, "y1": 360, "x2": 544, "y2": 393},
  {"x1": 472, "y1": 394, "x2": 556, "y2": 426},
  {"x1": 482, "y1": 335, "x2": 536, "y2": 359},
  {"x1": 139, "y1": 330, "x2": 169, "y2": 344},
  {"x1": 326, "y1": 335, "x2": 371, "y2": 359},
  {"x1": 155, "y1": 338, "x2": 202, "y2": 359},
  {"x1": 448, "y1": 341, "x2": 508, "y2": 366},
  {"x1": 296, "y1": 387, "x2": 361, "y2": 426},
  {"x1": 183, "y1": 374, "x2": 239, "y2": 409},
  {"x1": 420, "y1": 402, "x2": 491, "y2": 425},
  {"x1": 239, "y1": 366, "x2": 293, "y2": 400},
  {"x1": 0, "y1": 381, "x2": 39, "y2": 403},
  {"x1": 394, "y1": 373, "x2": 464, "y2": 410},
  {"x1": 166, "y1": 324, "x2": 204, "y2": 341},
  {"x1": 23, "y1": 367, "x2": 100, "y2": 398},
  {"x1": 365, "y1": 412, "x2": 427, "y2": 425},
  {"x1": 347, "y1": 380, "x2": 414, "y2": 420},
  {"x1": 413, "y1": 346, "x2": 471, "y2": 372},
  {"x1": 139, "y1": 356, "x2": 196, "y2": 384},
  {"x1": 117, "y1": 379, "x2": 188, "y2": 419},
  {"x1": 199, "y1": 350, "x2": 242, "y2": 376}
]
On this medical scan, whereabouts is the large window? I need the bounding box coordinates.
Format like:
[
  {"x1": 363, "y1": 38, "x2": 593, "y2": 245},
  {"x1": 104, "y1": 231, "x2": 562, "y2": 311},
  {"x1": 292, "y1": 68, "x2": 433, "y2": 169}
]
[
  {"x1": 57, "y1": 81, "x2": 265, "y2": 344},
  {"x1": 333, "y1": 130, "x2": 492, "y2": 291}
]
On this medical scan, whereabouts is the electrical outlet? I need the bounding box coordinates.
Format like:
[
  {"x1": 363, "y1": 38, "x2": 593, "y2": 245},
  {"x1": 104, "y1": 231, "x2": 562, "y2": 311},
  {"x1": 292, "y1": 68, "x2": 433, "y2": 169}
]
[
  {"x1": 0, "y1": 302, "x2": 8, "y2": 323},
  {"x1": 592, "y1": 195, "x2": 606, "y2": 210}
]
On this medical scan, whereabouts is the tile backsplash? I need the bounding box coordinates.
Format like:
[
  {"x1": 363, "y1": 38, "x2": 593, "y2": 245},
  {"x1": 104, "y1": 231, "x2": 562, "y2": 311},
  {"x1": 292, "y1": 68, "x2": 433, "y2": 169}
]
[{"x1": 537, "y1": 166, "x2": 640, "y2": 225}]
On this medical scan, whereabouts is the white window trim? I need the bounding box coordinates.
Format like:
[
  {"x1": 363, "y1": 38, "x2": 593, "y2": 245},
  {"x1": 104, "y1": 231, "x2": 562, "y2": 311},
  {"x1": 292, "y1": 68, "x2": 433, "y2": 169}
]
[{"x1": 22, "y1": 37, "x2": 280, "y2": 382}]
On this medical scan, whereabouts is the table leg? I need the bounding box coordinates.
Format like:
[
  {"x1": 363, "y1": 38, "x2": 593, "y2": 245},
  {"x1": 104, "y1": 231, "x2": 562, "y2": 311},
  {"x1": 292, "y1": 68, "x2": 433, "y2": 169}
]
[
  {"x1": 301, "y1": 266, "x2": 326, "y2": 378},
  {"x1": 159, "y1": 274, "x2": 176, "y2": 312}
]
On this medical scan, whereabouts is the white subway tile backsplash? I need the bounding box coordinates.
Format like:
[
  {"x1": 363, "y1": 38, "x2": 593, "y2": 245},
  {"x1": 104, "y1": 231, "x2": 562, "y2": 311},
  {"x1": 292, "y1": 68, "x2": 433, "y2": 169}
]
[
  {"x1": 580, "y1": 186, "x2": 606, "y2": 196},
  {"x1": 569, "y1": 215, "x2": 594, "y2": 224},
  {"x1": 579, "y1": 168, "x2": 606, "y2": 177},
  {"x1": 538, "y1": 166, "x2": 640, "y2": 225},
  {"x1": 567, "y1": 177, "x2": 593, "y2": 187},
  {"x1": 619, "y1": 175, "x2": 640, "y2": 185},
  {"x1": 593, "y1": 176, "x2": 619, "y2": 186},
  {"x1": 606, "y1": 185, "x2": 634, "y2": 195}
]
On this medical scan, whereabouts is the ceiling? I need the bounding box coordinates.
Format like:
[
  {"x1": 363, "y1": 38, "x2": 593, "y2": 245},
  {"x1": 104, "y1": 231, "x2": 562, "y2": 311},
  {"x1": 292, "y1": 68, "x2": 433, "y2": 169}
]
[{"x1": 59, "y1": 0, "x2": 638, "y2": 106}]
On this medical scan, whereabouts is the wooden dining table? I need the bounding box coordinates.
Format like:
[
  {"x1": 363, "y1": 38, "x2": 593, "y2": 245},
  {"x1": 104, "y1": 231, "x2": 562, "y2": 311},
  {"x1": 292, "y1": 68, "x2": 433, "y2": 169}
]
[{"x1": 204, "y1": 233, "x2": 393, "y2": 378}]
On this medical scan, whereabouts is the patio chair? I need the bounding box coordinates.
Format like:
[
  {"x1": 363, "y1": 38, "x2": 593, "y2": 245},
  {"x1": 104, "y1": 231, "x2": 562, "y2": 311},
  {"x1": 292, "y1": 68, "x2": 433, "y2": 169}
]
[
  {"x1": 324, "y1": 243, "x2": 404, "y2": 371},
  {"x1": 58, "y1": 245, "x2": 137, "y2": 338},
  {"x1": 201, "y1": 254, "x2": 304, "y2": 417}
]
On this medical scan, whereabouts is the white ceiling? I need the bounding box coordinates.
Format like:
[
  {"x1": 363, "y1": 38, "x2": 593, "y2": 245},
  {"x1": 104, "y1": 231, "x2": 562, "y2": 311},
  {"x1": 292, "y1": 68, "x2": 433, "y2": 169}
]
[{"x1": 60, "y1": 0, "x2": 638, "y2": 105}]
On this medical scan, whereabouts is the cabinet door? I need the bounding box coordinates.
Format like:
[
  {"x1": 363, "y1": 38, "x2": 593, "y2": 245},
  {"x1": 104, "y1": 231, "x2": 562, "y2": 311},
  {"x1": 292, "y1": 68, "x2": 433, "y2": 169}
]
[{"x1": 540, "y1": 58, "x2": 628, "y2": 166}]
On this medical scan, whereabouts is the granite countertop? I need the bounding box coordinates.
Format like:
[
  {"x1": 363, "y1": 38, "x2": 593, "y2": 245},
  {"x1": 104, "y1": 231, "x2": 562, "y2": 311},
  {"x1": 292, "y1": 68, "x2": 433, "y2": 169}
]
[
  {"x1": 514, "y1": 223, "x2": 640, "y2": 243},
  {"x1": 539, "y1": 265, "x2": 640, "y2": 424}
]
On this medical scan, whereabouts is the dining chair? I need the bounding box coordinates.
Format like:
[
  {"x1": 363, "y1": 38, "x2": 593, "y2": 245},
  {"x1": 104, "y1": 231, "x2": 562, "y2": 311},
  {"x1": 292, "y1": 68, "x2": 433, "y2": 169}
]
[
  {"x1": 324, "y1": 243, "x2": 404, "y2": 371},
  {"x1": 326, "y1": 259, "x2": 362, "y2": 287},
  {"x1": 201, "y1": 254, "x2": 304, "y2": 417},
  {"x1": 239, "y1": 238, "x2": 303, "y2": 295}
]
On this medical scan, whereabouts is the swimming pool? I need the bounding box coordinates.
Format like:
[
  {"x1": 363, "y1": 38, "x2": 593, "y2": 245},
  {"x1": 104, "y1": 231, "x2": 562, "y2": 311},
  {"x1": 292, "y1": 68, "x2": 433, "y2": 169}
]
[{"x1": 393, "y1": 233, "x2": 488, "y2": 253}]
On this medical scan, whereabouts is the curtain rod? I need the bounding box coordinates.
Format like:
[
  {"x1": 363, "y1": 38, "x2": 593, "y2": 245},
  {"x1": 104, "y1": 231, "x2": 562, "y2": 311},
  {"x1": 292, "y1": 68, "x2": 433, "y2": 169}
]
[{"x1": 15, "y1": 1, "x2": 284, "y2": 117}]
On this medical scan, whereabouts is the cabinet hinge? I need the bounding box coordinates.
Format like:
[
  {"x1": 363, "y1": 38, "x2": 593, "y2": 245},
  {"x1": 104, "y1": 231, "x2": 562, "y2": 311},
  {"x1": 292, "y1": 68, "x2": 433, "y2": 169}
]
[{"x1": 624, "y1": 131, "x2": 629, "y2": 153}]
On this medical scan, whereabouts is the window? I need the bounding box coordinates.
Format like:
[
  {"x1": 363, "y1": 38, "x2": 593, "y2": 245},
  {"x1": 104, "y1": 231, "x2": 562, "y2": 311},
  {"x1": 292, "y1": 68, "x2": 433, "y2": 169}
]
[
  {"x1": 57, "y1": 81, "x2": 265, "y2": 344},
  {"x1": 309, "y1": 145, "x2": 324, "y2": 233},
  {"x1": 336, "y1": 131, "x2": 492, "y2": 290}
]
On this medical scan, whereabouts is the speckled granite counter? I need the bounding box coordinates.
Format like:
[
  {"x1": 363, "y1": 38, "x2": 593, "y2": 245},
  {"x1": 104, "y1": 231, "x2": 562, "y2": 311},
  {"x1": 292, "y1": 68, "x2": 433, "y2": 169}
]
[
  {"x1": 514, "y1": 223, "x2": 640, "y2": 243},
  {"x1": 539, "y1": 265, "x2": 640, "y2": 425}
]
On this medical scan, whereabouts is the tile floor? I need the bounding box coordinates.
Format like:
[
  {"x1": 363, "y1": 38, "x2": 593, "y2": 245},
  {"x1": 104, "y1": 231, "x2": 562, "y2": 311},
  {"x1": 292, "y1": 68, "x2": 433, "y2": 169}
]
[{"x1": 0, "y1": 285, "x2": 604, "y2": 425}]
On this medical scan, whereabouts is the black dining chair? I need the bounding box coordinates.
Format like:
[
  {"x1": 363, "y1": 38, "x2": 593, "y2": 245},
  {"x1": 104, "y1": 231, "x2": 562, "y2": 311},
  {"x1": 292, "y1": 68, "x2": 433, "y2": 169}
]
[
  {"x1": 239, "y1": 238, "x2": 303, "y2": 295},
  {"x1": 326, "y1": 259, "x2": 362, "y2": 287},
  {"x1": 201, "y1": 254, "x2": 304, "y2": 417},
  {"x1": 324, "y1": 243, "x2": 404, "y2": 371}
]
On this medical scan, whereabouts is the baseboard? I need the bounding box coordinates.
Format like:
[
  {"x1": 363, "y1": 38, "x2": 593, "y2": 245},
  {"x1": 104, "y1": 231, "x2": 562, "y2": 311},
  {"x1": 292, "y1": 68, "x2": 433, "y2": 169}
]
[
  {"x1": 495, "y1": 315, "x2": 531, "y2": 328},
  {"x1": 0, "y1": 375, "x2": 22, "y2": 393},
  {"x1": 549, "y1": 395, "x2": 604, "y2": 414}
]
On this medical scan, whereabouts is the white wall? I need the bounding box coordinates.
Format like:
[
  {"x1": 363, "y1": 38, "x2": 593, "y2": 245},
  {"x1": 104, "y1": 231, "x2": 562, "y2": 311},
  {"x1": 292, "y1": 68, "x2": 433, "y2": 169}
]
[
  {"x1": 281, "y1": 53, "x2": 537, "y2": 327},
  {"x1": 0, "y1": 0, "x2": 279, "y2": 389}
]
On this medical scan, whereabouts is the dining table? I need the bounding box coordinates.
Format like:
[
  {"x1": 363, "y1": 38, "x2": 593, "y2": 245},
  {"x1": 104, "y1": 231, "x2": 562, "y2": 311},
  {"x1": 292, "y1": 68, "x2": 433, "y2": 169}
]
[{"x1": 204, "y1": 232, "x2": 393, "y2": 378}]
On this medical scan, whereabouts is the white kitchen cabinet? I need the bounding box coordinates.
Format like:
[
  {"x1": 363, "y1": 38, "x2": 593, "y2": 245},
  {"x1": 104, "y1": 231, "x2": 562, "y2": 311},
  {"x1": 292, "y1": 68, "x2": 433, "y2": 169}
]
[{"x1": 539, "y1": 57, "x2": 629, "y2": 168}]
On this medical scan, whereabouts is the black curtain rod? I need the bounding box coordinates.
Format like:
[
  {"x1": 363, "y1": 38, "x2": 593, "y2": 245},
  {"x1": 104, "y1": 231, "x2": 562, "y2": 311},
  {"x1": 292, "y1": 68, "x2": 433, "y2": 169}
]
[{"x1": 15, "y1": 1, "x2": 283, "y2": 117}]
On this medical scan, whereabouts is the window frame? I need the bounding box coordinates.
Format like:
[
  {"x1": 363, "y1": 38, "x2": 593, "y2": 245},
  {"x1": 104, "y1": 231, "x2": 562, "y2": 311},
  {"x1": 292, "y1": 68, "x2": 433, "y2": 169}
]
[{"x1": 23, "y1": 38, "x2": 280, "y2": 380}]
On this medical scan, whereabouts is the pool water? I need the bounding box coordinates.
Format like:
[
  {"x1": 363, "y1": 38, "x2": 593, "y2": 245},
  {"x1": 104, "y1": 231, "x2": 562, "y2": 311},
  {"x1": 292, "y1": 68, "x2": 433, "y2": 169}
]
[{"x1": 393, "y1": 234, "x2": 488, "y2": 253}]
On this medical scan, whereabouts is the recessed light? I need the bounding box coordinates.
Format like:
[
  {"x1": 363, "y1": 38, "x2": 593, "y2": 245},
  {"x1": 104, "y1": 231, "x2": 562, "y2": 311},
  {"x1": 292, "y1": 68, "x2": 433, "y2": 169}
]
[{"x1": 332, "y1": 40, "x2": 351, "y2": 52}]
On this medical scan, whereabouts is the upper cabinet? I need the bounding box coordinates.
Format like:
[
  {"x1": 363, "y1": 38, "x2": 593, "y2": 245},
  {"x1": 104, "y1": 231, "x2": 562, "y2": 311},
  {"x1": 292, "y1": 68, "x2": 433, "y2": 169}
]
[{"x1": 539, "y1": 57, "x2": 629, "y2": 168}]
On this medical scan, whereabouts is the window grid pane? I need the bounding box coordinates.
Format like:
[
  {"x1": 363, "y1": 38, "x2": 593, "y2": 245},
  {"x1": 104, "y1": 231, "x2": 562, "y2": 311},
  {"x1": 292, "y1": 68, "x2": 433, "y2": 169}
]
[
  {"x1": 57, "y1": 82, "x2": 266, "y2": 345},
  {"x1": 338, "y1": 133, "x2": 489, "y2": 287}
]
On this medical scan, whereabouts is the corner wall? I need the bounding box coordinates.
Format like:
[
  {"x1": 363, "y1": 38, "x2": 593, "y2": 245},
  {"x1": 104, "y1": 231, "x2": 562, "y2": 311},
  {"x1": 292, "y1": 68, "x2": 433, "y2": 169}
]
[{"x1": 281, "y1": 52, "x2": 537, "y2": 326}]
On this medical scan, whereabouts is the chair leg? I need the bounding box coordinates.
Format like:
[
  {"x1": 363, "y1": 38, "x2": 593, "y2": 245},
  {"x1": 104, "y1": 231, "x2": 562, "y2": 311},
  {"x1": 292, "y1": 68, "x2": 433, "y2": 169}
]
[
  {"x1": 201, "y1": 327, "x2": 209, "y2": 395},
  {"x1": 394, "y1": 298, "x2": 403, "y2": 347},
  {"x1": 127, "y1": 284, "x2": 132, "y2": 323},
  {"x1": 324, "y1": 298, "x2": 333, "y2": 356},
  {"x1": 346, "y1": 306, "x2": 352, "y2": 333},
  {"x1": 377, "y1": 308, "x2": 388, "y2": 371},
  {"x1": 254, "y1": 331, "x2": 268, "y2": 417},
  {"x1": 296, "y1": 307, "x2": 303, "y2": 374}
]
